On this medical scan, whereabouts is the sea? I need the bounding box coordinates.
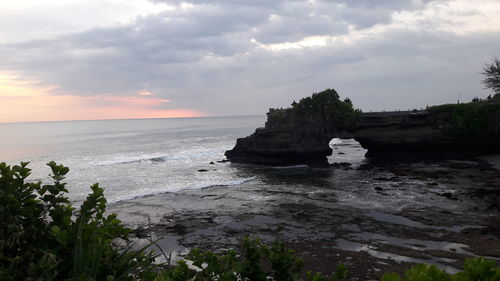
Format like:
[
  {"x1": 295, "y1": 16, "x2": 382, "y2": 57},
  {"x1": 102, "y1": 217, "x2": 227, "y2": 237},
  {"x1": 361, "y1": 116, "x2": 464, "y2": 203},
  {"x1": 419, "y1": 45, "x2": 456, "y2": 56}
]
[{"x1": 0, "y1": 116, "x2": 280, "y2": 203}]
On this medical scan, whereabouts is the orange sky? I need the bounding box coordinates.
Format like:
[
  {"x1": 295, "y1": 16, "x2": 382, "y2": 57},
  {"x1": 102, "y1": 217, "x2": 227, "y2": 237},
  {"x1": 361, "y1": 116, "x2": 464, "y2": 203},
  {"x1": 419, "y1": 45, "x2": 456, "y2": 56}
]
[{"x1": 0, "y1": 74, "x2": 203, "y2": 123}]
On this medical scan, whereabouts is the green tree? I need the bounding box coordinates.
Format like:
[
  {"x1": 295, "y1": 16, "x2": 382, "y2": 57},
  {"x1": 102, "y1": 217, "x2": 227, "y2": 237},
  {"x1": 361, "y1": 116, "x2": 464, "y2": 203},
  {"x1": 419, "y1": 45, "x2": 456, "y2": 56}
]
[{"x1": 482, "y1": 56, "x2": 500, "y2": 97}]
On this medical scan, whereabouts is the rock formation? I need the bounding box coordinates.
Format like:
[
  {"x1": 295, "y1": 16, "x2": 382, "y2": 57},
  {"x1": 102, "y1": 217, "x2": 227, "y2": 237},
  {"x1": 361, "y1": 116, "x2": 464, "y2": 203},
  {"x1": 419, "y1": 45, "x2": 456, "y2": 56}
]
[
  {"x1": 225, "y1": 89, "x2": 359, "y2": 165},
  {"x1": 354, "y1": 110, "x2": 500, "y2": 157},
  {"x1": 225, "y1": 90, "x2": 500, "y2": 165}
]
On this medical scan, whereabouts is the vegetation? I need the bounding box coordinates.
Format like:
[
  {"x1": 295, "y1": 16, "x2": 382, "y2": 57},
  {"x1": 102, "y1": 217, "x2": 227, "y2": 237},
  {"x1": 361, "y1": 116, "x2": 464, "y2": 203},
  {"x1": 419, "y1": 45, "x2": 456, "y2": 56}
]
[
  {"x1": 424, "y1": 57, "x2": 500, "y2": 137},
  {"x1": 429, "y1": 100, "x2": 500, "y2": 136},
  {"x1": 482, "y1": 56, "x2": 500, "y2": 97},
  {"x1": 268, "y1": 89, "x2": 361, "y2": 128},
  {"x1": 0, "y1": 161, "x2": 158, "y2": 281},
  {"x1": 381, "y1": 258, "x2": 500, "y2": 281},
  {"x1": 1, "y1": 162, "x2": 499, "y2": 280},
  {"x1": 156, "y1": 238, "x2": 347, "y2": 281}
]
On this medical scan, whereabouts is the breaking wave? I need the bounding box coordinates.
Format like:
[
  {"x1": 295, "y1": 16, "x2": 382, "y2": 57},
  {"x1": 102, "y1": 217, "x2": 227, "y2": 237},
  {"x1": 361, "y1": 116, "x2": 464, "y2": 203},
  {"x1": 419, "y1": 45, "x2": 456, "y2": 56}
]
[
  {"x1": 108, "y1": 176, "x2": 256, "y2": 203},
  {"x1": 95, "y1": 149, "x2": 222, "y2": 166}
]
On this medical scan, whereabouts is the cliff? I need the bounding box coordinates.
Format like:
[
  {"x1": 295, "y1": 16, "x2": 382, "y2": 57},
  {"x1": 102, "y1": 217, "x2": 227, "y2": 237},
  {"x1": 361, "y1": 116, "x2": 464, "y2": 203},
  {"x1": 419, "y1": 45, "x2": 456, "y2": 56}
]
[
  {"x1": 225, "y1": 89, "x2": 359, "y2": 165},
  {"x1": 355, "y1": 109, "x2": 500, "y2": 157},
  {"x1": 225, "y1": 90, "x2": 500, "y2": 165}
]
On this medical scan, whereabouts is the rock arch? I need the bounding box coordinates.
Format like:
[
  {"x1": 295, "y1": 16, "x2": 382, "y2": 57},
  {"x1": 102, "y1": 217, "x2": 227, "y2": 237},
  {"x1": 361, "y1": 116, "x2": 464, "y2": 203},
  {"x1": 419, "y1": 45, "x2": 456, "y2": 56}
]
[{"x1": 225, "y1": 89, "x2": 500, "y2": 165}]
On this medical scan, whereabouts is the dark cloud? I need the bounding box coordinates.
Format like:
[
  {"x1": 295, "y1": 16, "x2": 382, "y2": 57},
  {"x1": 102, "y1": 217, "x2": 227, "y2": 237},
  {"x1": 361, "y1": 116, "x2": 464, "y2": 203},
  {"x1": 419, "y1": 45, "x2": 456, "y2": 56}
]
[{"x1": 0, "y1": 0, "x2": 499, "y2": 116}]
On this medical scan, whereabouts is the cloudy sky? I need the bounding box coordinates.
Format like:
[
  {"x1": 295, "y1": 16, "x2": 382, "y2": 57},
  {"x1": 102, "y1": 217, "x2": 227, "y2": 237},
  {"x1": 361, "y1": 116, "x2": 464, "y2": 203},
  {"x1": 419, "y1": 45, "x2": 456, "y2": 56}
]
[{"x1": 1, "y1": 0, "x2": 499, "y2": 122}]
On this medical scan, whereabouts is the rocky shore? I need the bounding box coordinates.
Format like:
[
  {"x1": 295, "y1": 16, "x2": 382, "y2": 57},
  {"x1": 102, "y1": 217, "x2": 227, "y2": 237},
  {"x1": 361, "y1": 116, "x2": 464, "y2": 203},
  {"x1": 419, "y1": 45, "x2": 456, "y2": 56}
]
[{"x1": 110, "y1": 143, "x2": 500, "y2": 280}]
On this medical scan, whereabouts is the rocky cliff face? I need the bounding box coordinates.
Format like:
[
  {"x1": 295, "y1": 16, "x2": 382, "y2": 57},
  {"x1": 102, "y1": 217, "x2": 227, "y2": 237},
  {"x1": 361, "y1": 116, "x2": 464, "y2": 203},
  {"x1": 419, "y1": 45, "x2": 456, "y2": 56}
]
[
  {"x1": 354, "y1": 110, "x2": 499, "y2": 157},
  {"x1": 225, "y1": 108, "x2": 351, "y2": 165},
  {"x1": 225, "y1": 89, "x2": 360, "y2": 165},
  {"x1": 225, "y1": 108, "x2": 500, "y2": 165}
]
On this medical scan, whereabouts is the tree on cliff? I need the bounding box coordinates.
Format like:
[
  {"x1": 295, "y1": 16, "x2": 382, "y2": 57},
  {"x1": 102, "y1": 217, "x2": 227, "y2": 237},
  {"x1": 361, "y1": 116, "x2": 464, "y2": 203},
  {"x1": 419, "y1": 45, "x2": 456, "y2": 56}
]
[
  {"x1": 482, "y1": 56, "x2": 500, "y2": 97},
  {"x1": 286, "y1": 89, "x2": 360, "y2": 127}
]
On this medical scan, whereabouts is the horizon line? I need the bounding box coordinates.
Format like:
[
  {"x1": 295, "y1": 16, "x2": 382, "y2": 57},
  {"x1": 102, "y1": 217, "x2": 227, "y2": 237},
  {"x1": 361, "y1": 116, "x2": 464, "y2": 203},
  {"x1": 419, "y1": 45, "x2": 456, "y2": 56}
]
[{"x1": 0, "y1": 114, "x2": 263, "y2": 125}]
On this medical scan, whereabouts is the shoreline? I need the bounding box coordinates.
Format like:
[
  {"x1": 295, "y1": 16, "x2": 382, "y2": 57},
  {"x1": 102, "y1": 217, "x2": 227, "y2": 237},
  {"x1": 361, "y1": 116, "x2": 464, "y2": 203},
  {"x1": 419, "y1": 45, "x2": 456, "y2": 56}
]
[{"x1": 109, "y1": 155, "x2": 500, "y2": 280}]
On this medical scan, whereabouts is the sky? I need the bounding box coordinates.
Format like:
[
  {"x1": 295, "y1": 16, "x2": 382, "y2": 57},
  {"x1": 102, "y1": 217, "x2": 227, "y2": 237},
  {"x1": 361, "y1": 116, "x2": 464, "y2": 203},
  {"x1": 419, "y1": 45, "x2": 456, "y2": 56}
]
[{"x1": 1, "y1": 0, "x2": 500, "y2": 122}]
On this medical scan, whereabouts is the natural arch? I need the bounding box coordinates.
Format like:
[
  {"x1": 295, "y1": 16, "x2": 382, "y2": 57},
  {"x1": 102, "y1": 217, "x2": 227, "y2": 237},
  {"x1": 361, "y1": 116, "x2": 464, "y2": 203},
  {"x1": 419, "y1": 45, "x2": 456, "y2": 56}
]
[
  {"x1": 225, "y1": 89, "x2": 359, "y2": 166},
  {"x1": 225, "y1": 89, "x2": 500, "y2": 166}
]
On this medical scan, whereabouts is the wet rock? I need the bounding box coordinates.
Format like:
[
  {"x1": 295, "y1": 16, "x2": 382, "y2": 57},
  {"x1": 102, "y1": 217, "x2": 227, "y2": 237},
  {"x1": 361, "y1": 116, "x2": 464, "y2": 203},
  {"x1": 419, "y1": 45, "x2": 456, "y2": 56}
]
[
  {"x1": 209, "y1": 161, "x2": 215, "y2": 165},
  {"x1": 392, "y1": 169, "x2": 411, "y2": 176},
  {"x1": 447, "y1": 162, "x2": 477, "y2": 169},
  {"x1": 357, "y1": 164, "x2": 373, "y2": 170},
  {"x1": 440, "y1": 192, "x2": 457, "y2": 200},
  {"x1": 293, "y1": 211, "x2": 308, "y2": 220},
  {"x1": 194, "y1": 215, "x2": 214, "y2": 221},
  {"x1": 473, "y1": 188, "x2": 500, "y2": 197},
  {"x1": 373, "y1": 176, "x2": 399, "y2": 181},
  {"x1": 330, "y1": 162, "x2": 352, "y2": 168},
  {"x1": 165, "y1": 224, "x2": 188, "y2": 235},
  {"x1": 132, "y1": 226, "x2": 150, "y2": 238}
]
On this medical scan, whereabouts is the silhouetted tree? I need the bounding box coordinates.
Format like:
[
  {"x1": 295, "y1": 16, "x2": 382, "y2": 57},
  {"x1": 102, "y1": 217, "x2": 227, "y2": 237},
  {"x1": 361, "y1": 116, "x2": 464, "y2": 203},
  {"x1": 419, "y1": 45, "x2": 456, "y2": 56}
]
[{"x1": 482, "y1": 56, "x2": 500, "y2": 96}]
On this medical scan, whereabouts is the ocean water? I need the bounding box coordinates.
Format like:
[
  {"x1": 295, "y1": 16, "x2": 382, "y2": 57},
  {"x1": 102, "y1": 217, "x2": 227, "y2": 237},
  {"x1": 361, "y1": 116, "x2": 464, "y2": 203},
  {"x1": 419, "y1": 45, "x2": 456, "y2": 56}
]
[{"x1": 0, "y1": 116, "x2": 270, "y2": 203}]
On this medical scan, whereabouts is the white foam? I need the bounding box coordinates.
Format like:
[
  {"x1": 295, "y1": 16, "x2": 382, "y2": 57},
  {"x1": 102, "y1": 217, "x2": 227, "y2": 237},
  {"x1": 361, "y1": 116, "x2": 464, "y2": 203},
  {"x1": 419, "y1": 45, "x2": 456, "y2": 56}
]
[
  {"x1": 249, "y1": 164, "x2": 308, "y2": 170},
  {"x1": 199, "y1": 176, "x2": 256, "y2": 189},
  {"x1": 329, "y1": 138, "x2": 343, "y2": 146},
  {"x1": 270, "y1": 165, "x2": 308, "y2": 169},
  {"x1": 108, "y1": 176, "x2": 256, "y2": 203},
  {"x1": 94, "y1": 149, "x2": 222, "y2": 166}
]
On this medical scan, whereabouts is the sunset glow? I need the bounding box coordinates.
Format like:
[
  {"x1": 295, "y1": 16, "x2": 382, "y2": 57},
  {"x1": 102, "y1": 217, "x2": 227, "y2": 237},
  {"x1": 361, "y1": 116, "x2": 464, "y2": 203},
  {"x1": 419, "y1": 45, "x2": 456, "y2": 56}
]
[
  {"x1": 1, "y1": 0, "x2": 500, "y2": 121},
  {"x1": 0, "y1": 75, "x2": 203, "y2": 123}
]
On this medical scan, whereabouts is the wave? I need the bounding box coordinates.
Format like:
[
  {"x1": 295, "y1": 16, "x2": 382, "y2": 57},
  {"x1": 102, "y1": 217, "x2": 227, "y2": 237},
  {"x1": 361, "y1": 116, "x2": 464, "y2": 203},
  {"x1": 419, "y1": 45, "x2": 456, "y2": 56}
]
[
  {"x1": 269, "y1": 165, "x2": 308, "y2": 169},
  {"x1": 247, "y1": 164, "x2": 308, "y2": 170},
  {"x1": 199, "y1": 176, "x2": 256, "y2": 189},
  {"x1": 96, "y1": 157, "x2": 148, "y2": 166},
  {"x1": 95, "y1": 149, "x2": 222, "y2": 166},
  {"x1": 108, "y1": 176, "x2": 256, "y2": 204},
  {"x1": 329, "y1": 138, "x2": 343, "y2": 146}
]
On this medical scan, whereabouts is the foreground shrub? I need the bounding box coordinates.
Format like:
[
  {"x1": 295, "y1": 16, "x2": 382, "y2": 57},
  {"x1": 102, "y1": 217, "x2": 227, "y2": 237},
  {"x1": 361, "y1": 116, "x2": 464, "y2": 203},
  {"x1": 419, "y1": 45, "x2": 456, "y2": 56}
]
[
  {"x1": 381, "y1": 258, "x2": 500, "y2": 281},
  {"x1": 0, "y1": 161, "x2": 158, "y2": 280},
  {"x1": 155, "y1": 238, "x2": 347, "y2": 281}
]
